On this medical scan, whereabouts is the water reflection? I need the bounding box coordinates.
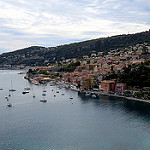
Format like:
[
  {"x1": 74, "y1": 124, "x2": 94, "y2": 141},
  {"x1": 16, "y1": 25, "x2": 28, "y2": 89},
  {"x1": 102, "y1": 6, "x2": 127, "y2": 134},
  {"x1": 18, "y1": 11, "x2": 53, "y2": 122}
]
[{"x1": 78, "y1": 92, "x2": 150, "y2": 119}]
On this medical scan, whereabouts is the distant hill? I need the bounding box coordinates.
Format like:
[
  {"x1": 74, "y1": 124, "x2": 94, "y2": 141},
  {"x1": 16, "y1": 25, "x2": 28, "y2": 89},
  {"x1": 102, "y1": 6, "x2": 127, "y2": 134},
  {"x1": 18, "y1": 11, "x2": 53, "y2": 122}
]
[{"x1": 0, "y1": 30, "x2": 150, "y2": 66}]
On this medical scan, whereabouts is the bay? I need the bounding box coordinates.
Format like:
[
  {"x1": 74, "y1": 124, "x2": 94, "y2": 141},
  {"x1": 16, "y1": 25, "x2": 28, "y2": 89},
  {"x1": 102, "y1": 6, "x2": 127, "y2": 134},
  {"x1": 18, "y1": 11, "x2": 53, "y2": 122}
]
[{"x1": 0, "y1": 70, "x2": 150, "y2": 150}]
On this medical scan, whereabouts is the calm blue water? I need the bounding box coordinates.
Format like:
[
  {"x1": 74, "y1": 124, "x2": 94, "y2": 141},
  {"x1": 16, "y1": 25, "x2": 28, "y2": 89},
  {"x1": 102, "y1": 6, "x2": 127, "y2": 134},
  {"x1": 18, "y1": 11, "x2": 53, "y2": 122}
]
[{"x1": 0, "y1": 70, "x2": 150, "y2": 150}]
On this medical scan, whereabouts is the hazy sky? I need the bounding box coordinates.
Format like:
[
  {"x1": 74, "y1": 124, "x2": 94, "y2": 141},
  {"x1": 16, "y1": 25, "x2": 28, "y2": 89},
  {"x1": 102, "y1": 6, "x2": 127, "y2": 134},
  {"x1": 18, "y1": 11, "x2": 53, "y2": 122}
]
[{"x1": 0, "y1": 0, "x2": 150, "y2": 54}]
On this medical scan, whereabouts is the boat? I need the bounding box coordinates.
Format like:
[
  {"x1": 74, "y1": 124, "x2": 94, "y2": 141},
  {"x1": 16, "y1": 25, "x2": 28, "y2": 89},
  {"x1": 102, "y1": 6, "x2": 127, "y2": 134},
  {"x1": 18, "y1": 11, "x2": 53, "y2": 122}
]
[
  {"x1": 42, "y1": 93, "x2": 46, "y2": 96},
  {"x1": 5, "y1": 96, "x2": 9, "y2": 101},
  {"x1": 0, "y1": 88, "x2": 3, "y2": 90},
  {"x1": 7, "y1": 103, "x2": 12, "y2": 107},
  {"x1": 22, "y1": 90, "x2": 29, "y2": 94},
  {"x1": 56, "y1": 91, "x2": 59, "y2": 93},
  {"x1": 85, "y1": 92, "x2": 91, "y2": 97},
  {"x1": 49, "y1": 81, "x2": 55, "y2": 86},
  {"x1": 9, "y1": 89, "x2": 16, "y2": 92},
  {"x1": 91, "y1": 94, "x2": 97, "y2": 98},
  {"x1": 24, "y1": 87, "x2": 30, "y2": 90},
  {"x1": 40, "y1": 99, "x2": 47, "y2": 102},
  {"x1": 69, "y1": 96, "x2": 73, "y2": 99},
  {"x1": 32, "y1": 87, "x2": 35, "y2": 98},
  {"x1": 9, "y1": 80, "x2": 16, "y2": 92},
  {"x1": 43, "y1": 90, "x2": 46, "y2": 92},
  {"x1": 40, "y1": 90, "x2": 47, "y2": 102}
]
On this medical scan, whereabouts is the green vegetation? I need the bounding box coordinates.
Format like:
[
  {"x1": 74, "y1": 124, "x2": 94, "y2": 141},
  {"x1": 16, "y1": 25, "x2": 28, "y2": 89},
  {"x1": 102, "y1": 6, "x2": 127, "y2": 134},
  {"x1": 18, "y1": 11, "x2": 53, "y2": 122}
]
[
  {"x1": 39, "y1": 69, "x2": 49, "y2": 75},
  {"x1": 58, "y1": 61, "x2": 81, "y2": 72},
  {"x1": 124, "y1": 91, "x2": 132, "y2": 94},
  {"x1": 134, "y1": 92, "x2": 144, "y2": 98},
  {"x1": 1, "y1": 30, "x2": 150, "y2": 66},
  {"x1": 103, "y1": 61, "x2": 150, "y2": 88}
]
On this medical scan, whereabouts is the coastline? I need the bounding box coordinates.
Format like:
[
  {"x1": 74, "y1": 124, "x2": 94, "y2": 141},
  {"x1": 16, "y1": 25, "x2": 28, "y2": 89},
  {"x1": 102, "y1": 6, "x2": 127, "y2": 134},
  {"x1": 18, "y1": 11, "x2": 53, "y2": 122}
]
[
  {"x1": 25, "y1": 75, "x2": 150, "y2": 105},
  {"x1": 73, "y1": 88, "x2": 150, "y2": 104},
  {"x1": 100, "y1": 92, "x2": 150, "y2": 104}
]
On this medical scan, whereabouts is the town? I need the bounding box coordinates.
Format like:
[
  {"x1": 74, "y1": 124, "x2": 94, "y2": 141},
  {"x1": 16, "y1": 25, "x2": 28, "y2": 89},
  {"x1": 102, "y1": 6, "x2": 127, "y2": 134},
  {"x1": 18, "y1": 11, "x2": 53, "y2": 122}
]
[{"x1": 21, "y1": 43, "x2": 150, "y2": 101}]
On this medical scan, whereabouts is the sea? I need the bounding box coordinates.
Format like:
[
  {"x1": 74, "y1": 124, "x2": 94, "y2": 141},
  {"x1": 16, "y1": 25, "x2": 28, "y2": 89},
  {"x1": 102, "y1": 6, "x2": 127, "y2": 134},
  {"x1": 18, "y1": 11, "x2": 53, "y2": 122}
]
[{"x1": 0, "y1": 70, "x2": 150, "y2": 150}]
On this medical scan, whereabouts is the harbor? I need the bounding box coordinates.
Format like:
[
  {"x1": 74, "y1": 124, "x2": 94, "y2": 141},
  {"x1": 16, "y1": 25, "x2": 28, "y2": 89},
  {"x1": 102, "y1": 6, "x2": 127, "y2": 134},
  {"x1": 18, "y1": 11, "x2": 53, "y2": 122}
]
[{"x1": 0, "y1": 70, "x2": 150, "y2": 150}]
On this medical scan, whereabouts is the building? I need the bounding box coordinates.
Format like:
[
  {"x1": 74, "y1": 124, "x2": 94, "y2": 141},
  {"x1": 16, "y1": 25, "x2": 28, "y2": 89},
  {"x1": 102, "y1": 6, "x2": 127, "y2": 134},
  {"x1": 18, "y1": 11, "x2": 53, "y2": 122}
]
[
  {"x1": 101, "y1": 80, "x2": 116, "y2": 93},
  {"x1": 115, "y1": 83, "x2": 126, "y2": 94}
]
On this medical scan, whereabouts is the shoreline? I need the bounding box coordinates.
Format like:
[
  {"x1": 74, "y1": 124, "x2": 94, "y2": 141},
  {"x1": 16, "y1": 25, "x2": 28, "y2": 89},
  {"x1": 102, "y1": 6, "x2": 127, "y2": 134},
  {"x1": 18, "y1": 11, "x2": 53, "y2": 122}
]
[
  {"x1": 25, "y1": 76, "x2": 150, "y2": 105},
  {"x1": 73, "y1": 88, "x2": 150, "y2": 104},
  {"x1": 100, "y1": 92, "x2": 150, "y2": 104}
]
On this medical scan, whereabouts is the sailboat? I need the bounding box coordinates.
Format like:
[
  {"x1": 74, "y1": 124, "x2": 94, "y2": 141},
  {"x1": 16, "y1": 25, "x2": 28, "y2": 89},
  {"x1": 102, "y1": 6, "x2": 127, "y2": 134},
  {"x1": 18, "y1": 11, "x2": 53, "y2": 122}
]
[
  {"x1": 40, "y1": 97, "x2": 47, "y2": 102},
  {"x1": 32, "y1": 87, "x2": 35, "y2": 98},
  {"x1": 22, "y1": 90, "x2": 29, "y2": 94},
  {"x1": 9, "y1": 80, "x2": 16, "y2": 92},
  {"x1": 40, "y1": 90, "x2": 47, "y2": 102},
  {"x1": 24, "y1": 81, "x2": 30, "y2": 90},
  {"x1": 69, "y1": 89, "x2": 73, "y2": 99}
]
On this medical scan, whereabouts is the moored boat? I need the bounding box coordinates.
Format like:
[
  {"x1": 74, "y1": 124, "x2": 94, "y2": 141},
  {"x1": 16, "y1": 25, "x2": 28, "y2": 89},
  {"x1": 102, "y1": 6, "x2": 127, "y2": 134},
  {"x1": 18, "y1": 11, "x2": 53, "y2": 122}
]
[
  {"x1": 7, "y1": 103, "x2": 12, "y2": 107},
  {"x1": 22, "y1": 90, "x2": 29, "y2": 94},
  {"x1": 40, "y1": 99, "x2": 47, "y2": 102}
]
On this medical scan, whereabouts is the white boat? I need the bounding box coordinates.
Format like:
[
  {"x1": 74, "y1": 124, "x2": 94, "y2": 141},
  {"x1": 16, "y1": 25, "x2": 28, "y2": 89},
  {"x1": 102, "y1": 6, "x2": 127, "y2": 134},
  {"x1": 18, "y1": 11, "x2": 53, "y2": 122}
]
[
  {"x1": 9, "y1": 80, "x2": 16, "y2": 92},
  {"x1": 24, "y1": 87, "x2": 30, "y2": 90},
  {"x1": 91, "y1": 94, "x2": 97, "y2": 98},
  {"x1": 32, "y1": 87, "x2": 35, "y2": 98},
  {"x1": 40, "y1": 89, "x2": 47, "y2": 102},
  {"x1": 5, "y1": 96, "x2": 9, "y2": 101},
  {"x1": 40, "y1": 99, "x2": 47, "y2": 102},
  {"x1": 7, "y1": 103, "x2": 12, "y2": 107},
  {"x1": 22, "y1": 90, "x2": 29, "y2": 94},
  {"x1": 69, "y1": 96, "x2": 73, "y2": 99}
]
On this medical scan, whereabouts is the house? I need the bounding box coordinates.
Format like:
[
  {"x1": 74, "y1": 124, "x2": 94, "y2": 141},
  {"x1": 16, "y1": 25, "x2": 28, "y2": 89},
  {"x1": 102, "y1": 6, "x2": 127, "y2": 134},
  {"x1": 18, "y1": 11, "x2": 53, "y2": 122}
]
[
  {"x1": 83, "y1": 55, "x2": 89, "y2": 59},
  {"x1": 91, "y1": 53, "x2": 97, "y2": 57},
  {"x1": 115, "y1": 83, "x2": 126, "y2": 94},
  {"x1": 101, "y1": 80, "x2": 116, "y2": 93}
]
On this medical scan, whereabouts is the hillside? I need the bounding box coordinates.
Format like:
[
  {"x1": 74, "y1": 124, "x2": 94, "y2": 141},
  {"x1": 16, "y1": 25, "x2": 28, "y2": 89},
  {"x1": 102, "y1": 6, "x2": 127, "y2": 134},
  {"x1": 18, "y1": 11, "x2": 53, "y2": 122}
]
[
  {"x1": 0, "y1": 30, "x2": 150, "y2": 66},
  {"x1": 103, "y1": 61, "x2": 150, "y2": 88}
]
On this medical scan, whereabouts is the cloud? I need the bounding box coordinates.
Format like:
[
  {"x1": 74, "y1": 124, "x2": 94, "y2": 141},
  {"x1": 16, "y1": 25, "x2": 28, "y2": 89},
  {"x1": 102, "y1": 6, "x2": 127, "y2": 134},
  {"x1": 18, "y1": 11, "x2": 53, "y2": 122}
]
[{"x1": 0, "y1": 0, "x2": 150, "y2": 53}]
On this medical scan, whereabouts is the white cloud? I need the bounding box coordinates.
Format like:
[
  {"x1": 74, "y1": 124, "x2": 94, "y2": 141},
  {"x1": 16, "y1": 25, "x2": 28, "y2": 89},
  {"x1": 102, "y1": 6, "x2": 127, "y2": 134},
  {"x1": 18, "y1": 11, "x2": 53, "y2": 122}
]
[{"x1": 0, "y1": 0, "x2": 150, "y2": 53}]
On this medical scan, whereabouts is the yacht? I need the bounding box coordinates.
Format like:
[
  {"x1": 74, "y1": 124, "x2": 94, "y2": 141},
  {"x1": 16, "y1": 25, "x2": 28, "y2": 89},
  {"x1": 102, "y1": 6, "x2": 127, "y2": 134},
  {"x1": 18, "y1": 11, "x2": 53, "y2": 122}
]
[
  {"x1": 22, "y1": 90, "x2": 29, "y2": 94},
  {"x1": 7, "y1": 103, "x2": 12, "y2": 107},
  {"x1": 5, "y1": 96, "x2": 9, "y2": 101},
  {"x1": 42, "y1": 93, "x2": 46, "y2": 96},
  {"x1": 69, "y1": 96, "x2": 73, "y2": 99},
  {"x1": 40, "y1": 99, "x2": 47, "y2": 102},
  {"x1": 24, "y1": 87, "x2": 30, "y2": 90},
  {"x1": 91, "y1": 94, "x2": 97, "y2": 98},
  {"x1": 9, "y1": 89, "x2": 16, "y2": 92},
  {"x1": 9, "y1": 80, "x2": 16, "y2": 92}
]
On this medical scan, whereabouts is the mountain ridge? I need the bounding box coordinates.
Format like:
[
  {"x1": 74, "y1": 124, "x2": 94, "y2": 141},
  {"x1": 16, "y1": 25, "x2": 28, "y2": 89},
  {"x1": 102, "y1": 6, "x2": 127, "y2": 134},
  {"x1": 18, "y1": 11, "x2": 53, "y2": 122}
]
[{"x1": 0, "y1": 30, "x2": 150, "y2": 66}]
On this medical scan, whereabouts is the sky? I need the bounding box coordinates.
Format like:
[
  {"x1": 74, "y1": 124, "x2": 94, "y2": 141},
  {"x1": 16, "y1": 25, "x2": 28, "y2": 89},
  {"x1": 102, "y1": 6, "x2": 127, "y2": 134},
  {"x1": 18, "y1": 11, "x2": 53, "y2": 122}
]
[{"x1": 0, "y1": 0, "x2": 150, "y2": 54}]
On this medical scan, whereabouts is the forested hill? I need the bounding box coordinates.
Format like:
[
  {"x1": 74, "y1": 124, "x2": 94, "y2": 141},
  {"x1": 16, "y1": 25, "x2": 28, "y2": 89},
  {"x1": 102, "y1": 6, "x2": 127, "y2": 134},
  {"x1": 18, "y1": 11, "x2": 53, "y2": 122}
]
[{"x1": 0, "y1": 30, "x2": 150, "y2": 66}]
